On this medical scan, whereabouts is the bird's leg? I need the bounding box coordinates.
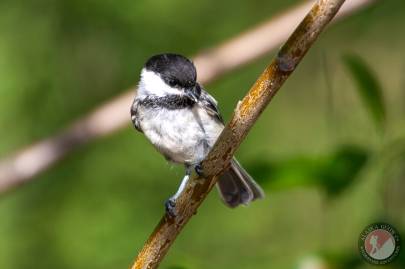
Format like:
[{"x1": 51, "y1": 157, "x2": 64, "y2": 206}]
[{"x1": 165, "y1": 166, "x2": 192, "y2": 217}]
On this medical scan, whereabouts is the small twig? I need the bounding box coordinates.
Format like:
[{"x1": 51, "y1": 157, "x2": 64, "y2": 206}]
[
  {"x1": 131, "y1": 0, "x2": 346, "y2": 268},
  {"x1": 0, "y1": 0, "x2": 375, "y2": 194}
]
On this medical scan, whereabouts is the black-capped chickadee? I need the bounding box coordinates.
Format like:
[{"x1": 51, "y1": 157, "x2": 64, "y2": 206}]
[{"x1": 131, "y1": 53, "x2": 264, "y2": 215}]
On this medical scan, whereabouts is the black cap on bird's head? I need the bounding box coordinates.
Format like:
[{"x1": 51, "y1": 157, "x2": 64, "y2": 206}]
[
  {"x1": 144, "y1": 53, "x2": 200, "y2": 101},
  {"x1": 145, "y1": 53, "x2": 197, "y2": 86}
]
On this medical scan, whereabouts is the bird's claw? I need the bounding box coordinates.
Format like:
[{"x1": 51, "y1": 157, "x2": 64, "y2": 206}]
[
  {"x1": 194, "y1": 163, "x2": 205, "y2": 177},
  {"x1": 165, "y1": 198, "x2": 177, "y2": 217}
]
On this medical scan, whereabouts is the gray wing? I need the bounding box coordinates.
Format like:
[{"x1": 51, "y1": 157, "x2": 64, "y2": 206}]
[
  {"x1": 130, "y1": 99, "x2": 143, "y2": 133},
  {"x1": 199, "y1": 87, "x2": 224, "y2": 124}
]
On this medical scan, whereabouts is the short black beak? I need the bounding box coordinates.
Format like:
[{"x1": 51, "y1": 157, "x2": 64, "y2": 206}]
[{"x1": 185, "y1": 83, "x2": 201, "y2": 103}]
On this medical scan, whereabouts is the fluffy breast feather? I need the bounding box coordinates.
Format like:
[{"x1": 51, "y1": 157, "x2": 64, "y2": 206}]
[{"x1": 136, "y1": 101, "x2": 223, "y2": 164}]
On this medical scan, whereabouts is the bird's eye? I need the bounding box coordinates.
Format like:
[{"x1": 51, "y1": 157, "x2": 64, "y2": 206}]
[{"x1": 168, "y1": 79, "x2": 177, "y2": 87}]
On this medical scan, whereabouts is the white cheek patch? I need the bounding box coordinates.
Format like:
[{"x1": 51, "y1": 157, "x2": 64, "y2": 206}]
[{"x1": 138, "y1": 69, "x2": 182, "y2": 97}]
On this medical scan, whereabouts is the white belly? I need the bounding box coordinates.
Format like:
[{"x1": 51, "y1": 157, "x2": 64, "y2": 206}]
[{"x1": 139, "y1": 105, "x2": 223, "y2": 164}]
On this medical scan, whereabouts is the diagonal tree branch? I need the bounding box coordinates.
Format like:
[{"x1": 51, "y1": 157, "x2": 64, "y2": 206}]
[
  {"x1": 0, "y1": 0, "x2": 375, "y2": 194},
  {"x1": 131, "y1": 0, "x2": 347, "y2": 268}
]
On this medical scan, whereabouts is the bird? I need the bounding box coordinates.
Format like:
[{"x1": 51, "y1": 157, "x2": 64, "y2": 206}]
[{"x1": 131, "y1": 53, "x2": 264, "y2": 216}]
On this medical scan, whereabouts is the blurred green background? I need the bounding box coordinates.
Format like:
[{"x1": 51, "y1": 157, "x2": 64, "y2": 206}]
[{"x1": 0, "y1": 0, "x2": 404, "y2": 268}]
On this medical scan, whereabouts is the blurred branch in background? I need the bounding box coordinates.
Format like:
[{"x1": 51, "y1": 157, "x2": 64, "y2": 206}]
[
  {"x1": 0, "y1": 0, "x2": 375, "y2": 194},
  {"x1": 131, "y1": 0, "x2": 347, "y2": 268}
]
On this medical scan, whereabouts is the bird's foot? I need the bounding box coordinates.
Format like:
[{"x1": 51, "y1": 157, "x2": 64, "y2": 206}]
[
  {"x1": 165, "y1": 198, "x2": 177, "y2": 217},
  {"x1": 194, "y1": 163, "x2": 205, "y2": 177}
]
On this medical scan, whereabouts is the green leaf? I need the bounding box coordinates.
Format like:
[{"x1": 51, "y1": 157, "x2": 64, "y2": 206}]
[
  {"x1": 316, "y1": 145, "x2": 368, "y2": 196},
  {"x1": 247, "y1": 145, "x2": 369, "y2": 196},
  {"x1": 343, "y1": 54, "x2": 386, "y2": 129}
]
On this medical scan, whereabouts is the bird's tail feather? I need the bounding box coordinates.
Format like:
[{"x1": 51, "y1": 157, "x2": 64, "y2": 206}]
[{"x1": 216, "y1": 158, "x2": 264, "y2": 208}]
